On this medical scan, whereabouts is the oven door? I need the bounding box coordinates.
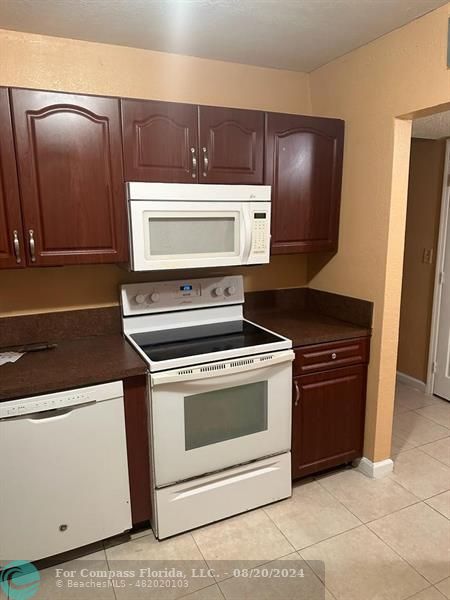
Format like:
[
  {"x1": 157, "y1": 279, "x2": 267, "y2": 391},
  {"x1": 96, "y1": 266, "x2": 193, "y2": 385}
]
[
  {"x1": 129, "y1": 200, "x2": 252, "y2": 271},
  {"x1": 150, "y1": 350, "x2": 293, "y2": 487}
]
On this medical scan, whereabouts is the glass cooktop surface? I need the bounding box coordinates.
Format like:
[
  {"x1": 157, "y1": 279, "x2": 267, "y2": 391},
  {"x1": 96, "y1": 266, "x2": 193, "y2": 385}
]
[{"x1": 130, "y1": 320, "x2": 282, "y2": 363}]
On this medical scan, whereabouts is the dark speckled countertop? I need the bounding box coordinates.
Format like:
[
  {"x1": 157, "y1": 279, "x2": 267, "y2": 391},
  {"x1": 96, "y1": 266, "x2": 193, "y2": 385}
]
[
  {"x1": 245, "y1": 288, "x2": 372, "y2": 347},
  {"x1": 0, "y1": 335, "x2": 147, "y2": 401},
  {"x1": 245, "y1": 308, "x2": 370, "y2": 346},
  {"x1": 0, "y1": 308, "x2": 147, "y2": 402}
]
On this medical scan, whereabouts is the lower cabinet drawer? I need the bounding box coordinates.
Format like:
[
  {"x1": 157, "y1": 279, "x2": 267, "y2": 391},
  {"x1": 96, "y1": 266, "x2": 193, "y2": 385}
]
[{"x1": 294, "y1": 337, "x2": 369, "y2": 375}]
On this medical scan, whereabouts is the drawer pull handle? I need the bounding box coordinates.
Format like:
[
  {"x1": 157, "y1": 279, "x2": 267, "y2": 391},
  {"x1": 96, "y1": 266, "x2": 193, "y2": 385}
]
[
  {"x1": 331, "y1": 352, "x2": 337, "y2": 360},
  {"x1": 294, "y1": 380, "x2": 301, "y2": 407}
]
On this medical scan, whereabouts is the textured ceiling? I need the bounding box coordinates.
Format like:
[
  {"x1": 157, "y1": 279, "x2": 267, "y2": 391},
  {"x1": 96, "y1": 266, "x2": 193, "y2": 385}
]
[
  {"x1": 0, "y1": 0, "x2": 447, "y2": 72},
  {"x1": 413, "y1": 111, "x2": 450, "y2": 139}
]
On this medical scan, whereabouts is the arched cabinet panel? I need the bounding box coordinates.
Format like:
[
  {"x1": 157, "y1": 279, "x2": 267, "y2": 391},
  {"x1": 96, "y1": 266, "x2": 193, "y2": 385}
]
[
  {"x1": 11, "y1": 89, "x2": 128, "y2": 265},
  {"x1": 265, "y1": 113, "x2": 344, "y2": 254},
  {"x1": 198, "y1": 106, "x2": 264, "y2": 184},
  {"x1": 121, "y1": 99, "x2": 198, "y2": 183}
]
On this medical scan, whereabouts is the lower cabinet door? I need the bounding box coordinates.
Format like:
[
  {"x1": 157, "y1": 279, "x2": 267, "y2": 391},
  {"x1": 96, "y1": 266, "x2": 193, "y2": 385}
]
[{"x1": 292, "y1": 365, "x2": 366, "y2": 479}]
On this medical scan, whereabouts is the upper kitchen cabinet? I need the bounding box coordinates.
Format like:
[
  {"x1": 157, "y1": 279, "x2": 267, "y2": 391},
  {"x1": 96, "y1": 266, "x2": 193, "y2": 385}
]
[
  {"x1": 121, "y1": 99, "x2": 199, "y2": 183},
  {"x1": 121, "y1": 101, "x2": 264, "y2": 185},
  {"x1": 265, "y1": 113, "x2": 344, "y2": 254},
  {"x1": 10, "y1": 89, "x2": 128, "y2": 266},
  {"x1": 198, "y1": 106, "x2": 264, "y2": 184},
  {"x1": 0, "y1": 88, "x2": 25, "y2": 269}
]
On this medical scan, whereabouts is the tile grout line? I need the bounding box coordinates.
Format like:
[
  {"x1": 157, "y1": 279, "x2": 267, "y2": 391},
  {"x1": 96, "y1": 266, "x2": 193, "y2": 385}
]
[
  {"x1": 423, "y1": 498, "x2": 450, "y2": 521},
  {"x1": 265, "y1": 499, "x2": 363, "y2": 555},
  {"x1": 417, "y1": 444, "x2": 450, "y2": 469},
  {"x1": 179, "y1": 581, "x2": 224, "y2": 600},
  {"x1": 312, "y1": 469, "x2": 447, "y2": 532},
  {"x1": 262, "y1": 483, "x2": 365, "y2": 554},
  {"x1": 392, "y1": 434, "x2": 450, "y2": 453},
  {"x1": 184, "y1": 532, "x2": 222, "y2": 593},
  {"x1": 313, "y1": 470, "x2": 398, "y2": 524},
  {"x1": 362, "y1": 499, "x2": 424, "y2": 525},
  {"x1": 191, "y1": 516, "x2": 296, "y2": 586},
  {"x1": 366, "y1": 520, "x2": 437, "y2": 588},
  {"x1": 293, "y1": 549, "x2": 338, "y2": 599},
  {"x1": 387, "y1": 449, "x2": 450, "y2": 500},
  {"x1": 102, "y1": 541, "x2": 119, "y2": 600},
  {"x1": 411, "y1": 407, "x2": 450, "y2": 431},
  {"x1": 261, "y1": 504, "x2": 297, "y2": 552}
]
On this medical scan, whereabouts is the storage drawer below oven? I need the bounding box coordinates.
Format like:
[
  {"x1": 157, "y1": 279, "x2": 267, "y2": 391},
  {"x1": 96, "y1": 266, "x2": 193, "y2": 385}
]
[{"x1": 154, "y1": 452, "x2": 291, "y2": 539}]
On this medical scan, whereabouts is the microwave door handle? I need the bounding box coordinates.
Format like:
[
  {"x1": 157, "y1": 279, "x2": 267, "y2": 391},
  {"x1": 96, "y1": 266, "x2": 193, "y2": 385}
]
[{"x1": 241, "y1": 205, "x2": 252, "y2": 263}]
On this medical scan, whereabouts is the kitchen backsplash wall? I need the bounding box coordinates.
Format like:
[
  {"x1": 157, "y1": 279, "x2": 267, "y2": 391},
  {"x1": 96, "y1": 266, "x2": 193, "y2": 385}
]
[
  {"x1": 0, "y1": 27, "x2": 312, "y2": 317},
  {"x1": 0, "y1": 256, "x2": 309, "y2": 317}
]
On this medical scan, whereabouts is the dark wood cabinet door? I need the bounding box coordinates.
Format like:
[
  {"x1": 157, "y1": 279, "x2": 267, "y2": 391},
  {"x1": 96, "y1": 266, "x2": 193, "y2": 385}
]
[
  {"x1": 292, "y1": 365, "x2": 366, "y2": 479},
  {"x1": 0, "y1": 88, "x2": 25, "y2": 269},
  {"x1": 11, "y1": 89, "x2": 128, "y2": 266},
  {"x1": 121, "y1": 99, "x2": 198, "y2": 183},
  {"x1": 198, "y1": 106, "x2": 264, "y2": 184},
  {"x1": 266, "y1": 113, "x2": 344, "y2": 254}
]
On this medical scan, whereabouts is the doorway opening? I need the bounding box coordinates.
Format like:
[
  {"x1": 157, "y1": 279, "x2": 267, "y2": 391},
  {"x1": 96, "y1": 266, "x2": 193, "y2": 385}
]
[{"x1": 397, "y1": 112, "x2": 450, "y2": 401}]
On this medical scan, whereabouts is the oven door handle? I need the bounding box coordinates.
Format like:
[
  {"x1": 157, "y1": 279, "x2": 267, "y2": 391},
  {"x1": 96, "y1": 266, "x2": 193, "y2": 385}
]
[{"x1": 150, "y1": 349, "x2": 294, "y2": 387}]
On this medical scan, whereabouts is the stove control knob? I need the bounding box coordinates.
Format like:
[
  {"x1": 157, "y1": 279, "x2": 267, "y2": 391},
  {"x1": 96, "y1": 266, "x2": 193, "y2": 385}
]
[
  {"x1": 135, "y1": 294, "x2": 147, "y2": 305},
  {"x1": 149, "y1": 292, "x2": 160, "y2": 303},
  {"x1": 225, "y1": 286, "x2": 236, "y2": 297},
  {"x1": 212, "y1": 287, "x2": 224, "y2": 297}
]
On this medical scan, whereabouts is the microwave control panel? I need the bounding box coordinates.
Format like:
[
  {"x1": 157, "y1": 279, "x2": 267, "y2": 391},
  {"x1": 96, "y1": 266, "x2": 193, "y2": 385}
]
[
  {"x1": 121, "y1": 276, "x2": 245, "y2": 315},
  {"x1": 251, "y1": 212, "x2": 269, "y2": 254},
  {"x1": 247, "y1": 208, "x2": 271, "y2": 264}
]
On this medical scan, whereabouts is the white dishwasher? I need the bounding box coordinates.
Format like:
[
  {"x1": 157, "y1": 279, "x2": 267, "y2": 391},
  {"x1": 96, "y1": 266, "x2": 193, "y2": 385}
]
[{"x1": 0, "y1": 381, "x2": 132, "y2": 562}]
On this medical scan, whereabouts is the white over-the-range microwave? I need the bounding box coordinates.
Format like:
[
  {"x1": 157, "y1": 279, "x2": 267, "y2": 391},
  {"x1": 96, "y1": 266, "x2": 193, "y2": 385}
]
[{"x1": 127, "y1": 182, "x2": 271, "y2": 271}]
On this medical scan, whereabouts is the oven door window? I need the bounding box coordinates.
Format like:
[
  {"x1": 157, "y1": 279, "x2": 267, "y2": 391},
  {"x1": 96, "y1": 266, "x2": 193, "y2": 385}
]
[
  {"x1": 184, "y1": 381, "x2": 268, "y2": 451},
  {"x1": 145, "y1": 212, "x2": 239, "y2": 258}
]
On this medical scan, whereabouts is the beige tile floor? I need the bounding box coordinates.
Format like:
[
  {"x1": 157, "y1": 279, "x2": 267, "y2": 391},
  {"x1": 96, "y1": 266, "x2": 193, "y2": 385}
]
[{"x1": 15, "y1": 381, "x2": 450, "y2": 600}]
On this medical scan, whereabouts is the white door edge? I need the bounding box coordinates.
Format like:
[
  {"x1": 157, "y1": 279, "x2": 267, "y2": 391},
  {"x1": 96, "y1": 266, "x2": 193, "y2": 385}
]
[{"x1": 427, "y1": 139, "x2": 450, "y2": 397}]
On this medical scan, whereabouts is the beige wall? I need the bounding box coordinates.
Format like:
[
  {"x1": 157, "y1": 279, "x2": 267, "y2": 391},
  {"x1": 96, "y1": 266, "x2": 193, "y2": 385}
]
[
  {"x1": 397, "y1": 138, "x2": 446, "y2": 383},
  {"x1": 0, "y1": 28, "x2": 311, "y2": 316},
  {"x1": 0, "y1": 257, "x2": 309, "y2": 316},
  {"x1": 309, "y1": 3, "x2": 450, "y2": 461}
]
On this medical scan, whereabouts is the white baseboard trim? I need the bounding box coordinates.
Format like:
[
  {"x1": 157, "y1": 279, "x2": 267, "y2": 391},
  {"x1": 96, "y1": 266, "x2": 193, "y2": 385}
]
[
  {"x1": 396, "y1": 371, "x2": 426, "y2": 392},
  {"x1": 355, "y1": 457, "x2": 394, "y2": 479}
]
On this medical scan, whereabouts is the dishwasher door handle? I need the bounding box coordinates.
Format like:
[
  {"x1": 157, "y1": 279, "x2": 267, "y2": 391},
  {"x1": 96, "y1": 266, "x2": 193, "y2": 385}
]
[{"x1": 8, "y1": 401, "x2": 98, "y2": 422}]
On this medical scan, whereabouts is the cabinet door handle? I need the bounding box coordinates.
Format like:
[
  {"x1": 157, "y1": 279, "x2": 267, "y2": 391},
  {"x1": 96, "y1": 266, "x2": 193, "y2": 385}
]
[
  {"x1": 13, "y1": 230, "x2": 21, "y2": 264},
  {"x1": 28, "y1": 229, "x2": 36, "y2": 263},
  {"x1": 202, "y1": 147, "x2": 209, "y2": 177},
  {"x1": 190, "y1": 147, "x2": 197, "y2": 179},
  {"x1": 331, "y1": 352, "x2": 337, "y2": 360},
  {"x1": 294, "y1": 380, "x2": 301, "y2": 407}
]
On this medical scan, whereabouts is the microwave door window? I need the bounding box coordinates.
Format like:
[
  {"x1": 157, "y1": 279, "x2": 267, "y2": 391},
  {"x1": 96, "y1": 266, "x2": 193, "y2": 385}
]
[
  {"x1": 184, "y1": 381, "x2": 268, "y2": 451},
  {"x1": 146, "y1": 215, "x2": 239, "y2": 258}
]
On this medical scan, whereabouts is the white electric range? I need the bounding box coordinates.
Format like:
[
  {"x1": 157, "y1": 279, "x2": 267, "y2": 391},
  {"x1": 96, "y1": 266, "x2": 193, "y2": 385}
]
[{"x1": 121, "y1": 275, "x2": 294, "y2": 539}]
